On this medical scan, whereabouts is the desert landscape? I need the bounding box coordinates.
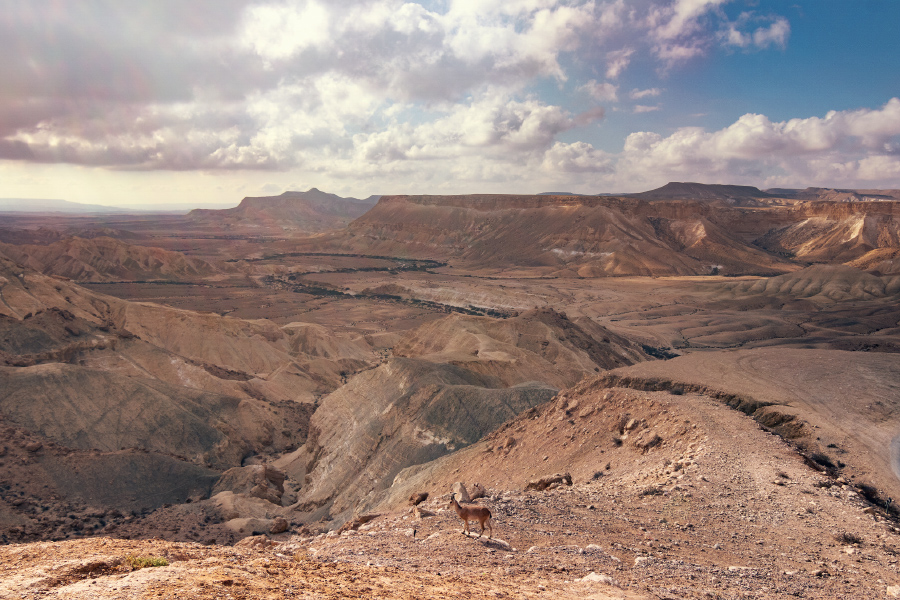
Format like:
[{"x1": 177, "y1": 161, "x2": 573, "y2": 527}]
[{"x1": 0, "y1": 183, "x2": 899, "y2": 598}]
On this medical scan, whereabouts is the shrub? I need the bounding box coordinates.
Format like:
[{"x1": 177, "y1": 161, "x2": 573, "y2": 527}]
[
  {"x1": 126, "y1": 555, "x2": 169, "y2": 569},
  {"x1": 857, "y1": 483, "x2": 880, "y2": 503},
  {"x1": 808, "y1": 452, "x2": 835, "y2": 469}
]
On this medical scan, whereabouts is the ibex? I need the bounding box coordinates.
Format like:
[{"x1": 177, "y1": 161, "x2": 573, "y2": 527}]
[{"x1": 449, "y1": 492, "x2": 492, "y2": 538}]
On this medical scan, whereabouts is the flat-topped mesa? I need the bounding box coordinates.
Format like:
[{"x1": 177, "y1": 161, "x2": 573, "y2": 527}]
[
  {"x1": 768, "y1": 187, "x2": 900, "y2": 203},
  {"x1": 631, "y1": 181, "x2": 774, "y2": 202},
  {"x1": 792, "y1": 199, "x2": 900, "y2": 219},
  {"x1": 374, "y1": 194, "x2": 643, "y2": 212},
  {"x1": 367, "y1": 194, "x2": 724, "y2": 223},
  {"x1": 191, "y1": 189, "x2": 377, "y2": 219}
]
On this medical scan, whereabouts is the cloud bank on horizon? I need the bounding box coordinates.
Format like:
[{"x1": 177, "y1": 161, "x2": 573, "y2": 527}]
[{"x1": 1, "y1": 0, "x2": 898, "y2": 205}]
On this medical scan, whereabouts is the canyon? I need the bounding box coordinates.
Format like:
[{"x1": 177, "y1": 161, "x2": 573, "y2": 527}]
[{"x1": 0, "y1": 183, "x2": 898, "y2": 598}]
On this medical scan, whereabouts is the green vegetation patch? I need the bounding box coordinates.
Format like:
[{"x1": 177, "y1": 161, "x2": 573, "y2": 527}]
[{"x1": 125, "y1": 555, "x2": 169, "y2": 569}]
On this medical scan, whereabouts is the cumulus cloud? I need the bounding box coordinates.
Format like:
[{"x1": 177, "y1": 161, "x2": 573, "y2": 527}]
[
  {"x1": 350, "y1": 91, "x2": 602, "y2": 164},
  {"x1": 614, "y1": 98, "x2": 900, "y2": 188},
  {"x1": 644, "y1": 1, "x2": 791, "y2": 66},
  {"x1": 722, "y1": 14, "x2": 790, "y2": 50},
  {"x1": 1, "y1": 0, "x2": 612, "y2": 172},
  {"x1": 9, "y1": 0, "x2": 867, "y2": 196},
  {"x1": 541, "y1": 141, "x2": 613, "y2": 173},
  {"x1": 648, "y1": 0, "x2": 730, "y2": 42}
]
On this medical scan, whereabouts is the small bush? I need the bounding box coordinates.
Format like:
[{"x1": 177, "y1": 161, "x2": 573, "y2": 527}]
[
  {"x1": 853, "y1": 482, "x2": 899, "y2": 516},
  {"x1": 808, "y1": 452, "x2": 836, "y2": 469},
  {"x1": 834, "y1": 532, "x2": 862, "y2": 546},
  {"x1": 126, "y1": 555, "x2": 169, "y2": 569},
  {"x1": 857, "y1": 483, "x2": 880, "y2": 504}
]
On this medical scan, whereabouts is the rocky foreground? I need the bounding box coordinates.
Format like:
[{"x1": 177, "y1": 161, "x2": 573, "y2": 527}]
[{"x1": 3, "y1": 384, "x2": 900, "y2": 599}]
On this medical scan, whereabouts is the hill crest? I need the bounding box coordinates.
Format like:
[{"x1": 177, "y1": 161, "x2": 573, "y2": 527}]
[
  {"x1": 188, "y1": 188, "x2": 379, "y2": 233},
  {"x1": 630, "y1": 181, "x2": 773, "y2": 203}
]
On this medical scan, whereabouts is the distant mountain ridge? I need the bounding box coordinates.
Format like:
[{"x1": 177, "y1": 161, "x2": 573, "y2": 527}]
[
  {"x1": 765, "y1": 187, "x2": 900, "y2": 202},
  {"x1": 0, "y1": 198, "x2": 141, "y2": 214},
  {"x1": 284, "y1": 182, "x2": 900, "y2": 277},
  {"x1": 629, "y1": 182, "x2": 775, "y2": 204},
  {"x1": 188, "y1": 188, "x2": 380, "y2": 233}
]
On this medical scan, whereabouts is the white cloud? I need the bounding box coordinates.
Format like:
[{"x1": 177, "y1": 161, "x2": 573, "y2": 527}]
[
  {"x1": 541, "y1": 141, "x2": 613, "y2": 173},
  {"x1": 630, "y1": 87, "x2": 662, "y2": 99},
  {"x1": 645, "y1": 1, "x2": 792, "y2": 65},
  {"x1": 580, "y1": 80, "x2": 619, "y2": 102},
  {"x1": 605, "y1": 48, "x2": 634, "y2": 79},
  {"x1": 238, "y1": 0, "x2": 600, "y2": 98},
  {"x1": 722, "y1": 13, "x2": 790, "y2": 50},
  {"x1": 857, "y1": 155, "x2": 900, "y2": 181},
  {"x1": 240, "y1": 1, "x2": 333, "y2": 62},
  {"x1": 350, "y1": 91, "x2": 598, "y2": 164},
  {"x1": 1, "y1": 0, "x2": 840, "y2": 200},
  {"x1": 648, "y1": 0, "x2": 729, "y2": 42},
  {"x1": 752, "y1": 17, "x2": 790, "y2": 49},
  {"x1": 612, "y1": 98, "x2": 900, "y2": 189}
]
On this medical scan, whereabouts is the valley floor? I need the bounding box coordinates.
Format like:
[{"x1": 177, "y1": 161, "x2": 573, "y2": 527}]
[{"x1": 2, "y1": 201, "x2": 900, "y2": 599}]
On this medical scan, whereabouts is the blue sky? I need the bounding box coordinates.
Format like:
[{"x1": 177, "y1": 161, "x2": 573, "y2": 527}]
[{"x1": 1, "y1": 0, "x2": 898, "y2": 207}]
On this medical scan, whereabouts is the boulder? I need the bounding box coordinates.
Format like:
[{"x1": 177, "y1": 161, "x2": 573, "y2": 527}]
[
  {"x1": 525, "y1": 473, "x2": 573, "y2": 491},
  {"x1": 212, "y1": 465, "x2": 286, "y2": 505},
  {"x1": 270, "y1": 517, "x2": 289, "y2": 534},
  {"x1": 469, "y1": 483, "x2": 487, "y2": 500},
  {"x1": 224, "y1": 517, "x2": 273, "y2": 537},
  {"x1": 211, "y1": 491, "x2": 286, "y2": 522},
  {"x1": 451, "y1": 482, "x2": 471, "y2": 503},
  {"x1": 337, "y1": 513, "x2": 380, "y2": 533},
  {"x1": 408, "y1": 492, "x2": 429, "y2": 506}
]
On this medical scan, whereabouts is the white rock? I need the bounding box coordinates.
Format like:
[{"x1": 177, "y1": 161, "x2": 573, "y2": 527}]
[{"x1": 579, "y1": 572, "x2": 617, "y2": 586}]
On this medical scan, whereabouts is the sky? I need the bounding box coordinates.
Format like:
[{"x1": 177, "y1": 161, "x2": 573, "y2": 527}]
[{"x1": 1, "y1": 0, "x2": 899, "y2": 207}]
